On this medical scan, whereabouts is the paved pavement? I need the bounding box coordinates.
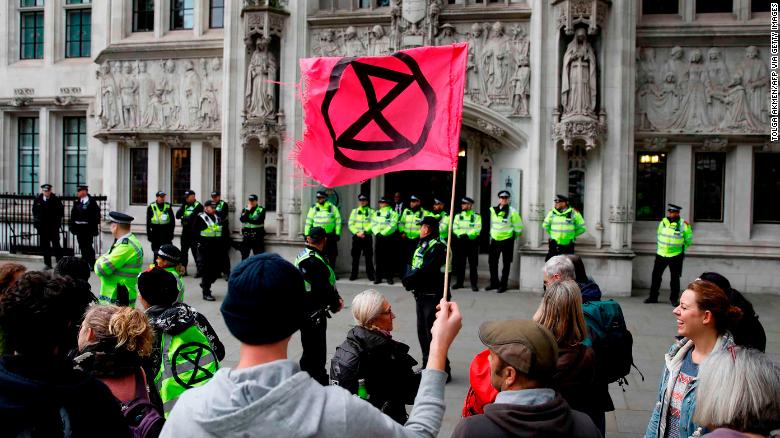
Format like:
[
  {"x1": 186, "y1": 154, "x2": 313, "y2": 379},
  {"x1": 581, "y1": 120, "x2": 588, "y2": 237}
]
[{"x1": 5, "y1": 257, "x2": 780, "y2": 437}]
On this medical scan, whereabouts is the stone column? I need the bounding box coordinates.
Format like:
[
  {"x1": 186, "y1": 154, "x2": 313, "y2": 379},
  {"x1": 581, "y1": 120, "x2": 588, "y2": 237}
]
[
  {"x1": 525, "y1": 0, "x2": 547, "y2": 249},
  {"x1": 38, "y1": 108, "x2": 51, "y2": 188},
  {"x1": 154, "y1": 0, "x2": 165, "y2": 39},
  {"x1": 147, "y1": 141, "x2": 161, "y2": 201},
  {"x1": 190, "y1": 140, "x2": 205, "y2": 198},
  {"x1": 667, "y1": 144, "x2": 693, "y2": 214},
  {"x1": 0, "y1": 111, "x2": 6, "y2": 192},
  {"x1": 102, "y1": 141, "x2": 120, "y2": 209},
  {"x1": 732, "y1": 145, "x2": 753, "y2": 242},
  {"x1": 193, "y1": 0, "x2": 206, "y2": 37},
  {"x1": 43, "y1": 0, "x2": 54, "y2": 65}
]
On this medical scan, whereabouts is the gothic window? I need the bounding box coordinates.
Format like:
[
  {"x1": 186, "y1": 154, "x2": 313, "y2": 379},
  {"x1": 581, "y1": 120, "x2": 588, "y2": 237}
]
[
  {"x1": 567, "y1": 145, "x2": 586, "y2": 216},
  {"x1": 63, "y1": 116, "x2": 87, "y2": 196},
  {"x1": 642, "y1": 0, "x2": 678, "y2": 14},
  {"x1": 133, "y1": 0, "x2": 154, "y2": 32},
  {"x1": 264, "y1": 147, "x2": 278, "y2": 211},
  {"x1": 696, "y1": 0, "x2": 733, "y2": 13},
  {"x1": 171, "y1": 148, "x2": 191, "y2": 203},
  {"x1": 635, "y1": 152, "x2": 667, "y2": 221},
  {"x1": 213, "y1": 148, "x2": 222, "y2": 193},
  {"x1": 20, "y1": 1, "x2": 44, "y2": 60},
  {"x1": 753, "y1": 153, "x2": 780, "y2": 224},
  {"x1": 18, "y1": 117, "x2": 39, "y2": 194},
  {"x1": 130, "y1": 148, "x2": 148, "y2": 205},
  {"x1": 693, "y1": 153, "x2": 725, "y2": 222},
  {"x1": 65, "y1": 7, "x2": 91, "y2": 58},
  {"x1": 170, "y1": 0, "x2": 194, "y2": 30},
  {"x1": 209, "y1": 0, "x2": 224, "y2": 29}
]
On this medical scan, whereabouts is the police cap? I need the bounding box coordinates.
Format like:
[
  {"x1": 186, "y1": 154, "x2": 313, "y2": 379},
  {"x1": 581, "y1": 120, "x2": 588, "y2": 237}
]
[
  {"x1": 417, "y1": 216, "x2": 440, "y2": 228},
  {"x1": 358, "y1": 194, "x2": 368, "y2": 201},
  {"x1": 185, "y1": 190, "x2": 196, "y2": 197},
  {"x1": 248, "y1": 194, "x2": 259, "y2": 201},
  {"x1": 409, "y1": 195, "x2": 420, "y2": 201},
  {"x1": 461, "y1": 196, "x2": 475, "y2": 204},
  {"x1": 316, "y1": 191, "x2": 328, "y2": 198},
  {"x1": 108, "y1": 211, "x2": 134, "y2": 224},
  {"x1": 77, "y1": 185, "x2": 89, "y2": 192},
  {"x1": 308, "y1": 226, "x2": 327, "y2": 242},
  {"x1": 157, "y1": 244, "x2": 182, "y2": 264},
  {"x1": 155, "y1": 190, "x2": 166, "y2": 197},
  {"x1": 433, "y1": 198, "x2": 444, "y2": 205},
  {"x1": 378, "y1": 196, "x2": 390, "y2": 204},
  {"x1": 40, "y1": 184, "x2": 52, "y2": 190},
  {"x1": 211, "y1": 191, "x2": 220, "y2": 197},
  {"x1": 498, "y1": 190, "x2": 511, "y2": 198},
  {"x1": 204, "y1": 200, "x2": 215, "y2": 208},
  {"x1": 554, "y1": 194, "x2": 568, "y2": 203},
  {"x1": 667, "y1": 203, "x2": 682, "y2": 212}
]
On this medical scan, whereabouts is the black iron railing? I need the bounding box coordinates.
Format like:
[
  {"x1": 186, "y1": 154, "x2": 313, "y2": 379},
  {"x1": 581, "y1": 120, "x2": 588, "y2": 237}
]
[{"x1": 0, "y1": 193, "x2": 109, "y2": 256}]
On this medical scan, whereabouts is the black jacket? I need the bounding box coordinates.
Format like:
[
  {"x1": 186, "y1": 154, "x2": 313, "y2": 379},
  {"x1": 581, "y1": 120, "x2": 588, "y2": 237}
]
[
  {"x1": 191, "y1": 212, "x2": 222, "y2": 245},
  {"x1": 146, "y1": 202, "x2": 176, "y2": 243},
  {"x1": 175, "y1": 201, "x2": 204, "y2": 235},
  {"x1": 0, "y1": 355, "x2": 130, "y2": 437},
  {"x1": 451, "y1": 392, "x2": 601, "y2": 438},
  {"x1": 69, "y1": 196, "x2": 101, "y2": 236},
  {"x1": 330, "y1": 326, "x2": 420, "y2": 424},
  {"x1": 297, "y1": 245, "x2": 341, "y2": 313},
  {"x1": 240, "y1": 205, "x2": 266, "y2": 235},
  {"x1": 402, "y1": 236, "x2": 447, "y2": 295},
  {"x1": 32, "y1": 193, "x2": 64, "y2": 231}
]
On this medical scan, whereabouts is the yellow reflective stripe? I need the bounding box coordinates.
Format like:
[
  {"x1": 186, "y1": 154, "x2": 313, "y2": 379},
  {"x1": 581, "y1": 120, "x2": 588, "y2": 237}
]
[{"x1": 96, "y1": 259, "x2": 117, "y2": 276}]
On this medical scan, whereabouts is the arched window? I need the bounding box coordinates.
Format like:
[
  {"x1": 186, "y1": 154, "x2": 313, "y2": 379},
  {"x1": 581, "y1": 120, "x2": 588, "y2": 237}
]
[
  {"x1": 568, "y1": 145, "x2": 586, "y2": 215},
  {"x1": 263, "y1": 146, "x2": 278, "y2": 212}
]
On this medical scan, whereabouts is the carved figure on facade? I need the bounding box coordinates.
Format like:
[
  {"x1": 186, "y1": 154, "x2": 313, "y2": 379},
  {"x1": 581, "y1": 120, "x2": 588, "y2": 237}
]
[
  {"x1": 427, "y1": 0, "x2": 441, "y2": 45},
  {"x1": 510, "y1": 25, "x2": 530, "y2": 65},
  {"x1": 437, "y1": 23, "x2": 457, "y2": 46},
  {"x1": 482, "y1": 22, "x2": 511, "y2": 107},
  {"x1": 161, "y1": 59, "x2": 181, "y2": 129},
  {"x1": 667, "y1": 49, "x2": 711, "y2": 132},
  {"x1": 738, "y1": 46, "x2": 769, "y2": 123},
  {"x1": 465, "y1": 23, "x2": 486, "y2": 104},
  {"x1": 710, "y1": 73, "x2": 763, "y2": 132},
  {"x1": 344, "y1": 26, "x2": 366, "y2": 57},
  {"x1": 510, "y1": 56, "x2": 530, "y2": 117},
  {"x1": 137, "y1": 61, "x2": 155, "y2": 128},
  {"x1": 246, "y1": 37, "x2": 278, "y2": 120},
  {"x1": 662, "y1": 46, "x2": 688, "y2": 96},
  {"x1": 181, "y1": 60, "x2": 202, "y2": 128},
  {"x1": 390, "y1": 0, "x2": 402, "y2": 50},
  {"x1": 561, "y1": 27, "x2": 597, "y2": 118},
  {"x1": 201, "y1": 58, "x2": 222, "y2": 129},
  {"x1": 368, "y1": 25, "x2": 391, "y2": 56},
  {"x1": 316, "y1": 30, "x2": 341, "y2": 57},
  {"x1": 96, "y1": 62, "x2": 120, "y2": 129},
  {"x1": 704, "y1": 47, "x2": 730, "y2": 123},
  {"x1": 119, "y1": 62, "x2": 139, "y2": 128}
]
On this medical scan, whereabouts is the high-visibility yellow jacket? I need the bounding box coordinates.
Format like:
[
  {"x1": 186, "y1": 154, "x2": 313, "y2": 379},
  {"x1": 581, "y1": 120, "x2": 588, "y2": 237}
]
[
  {"x1": 489, "y1": 206, "x2": 523, "y2": 241},
  {"x1": 348, "y1": 206, "x2": 374, "y2": 235},
  {"x1": 656, "y1": 217, "x2": 693, "y2": 257},
  {"x1": 543, "y1": 207, "x2": 585, "y2": 245},
  {"x1": 94, "y1": 233, "x2": 144, "y2": 307},
  {"x1": 305, "y1": 201, "x2": 342, "y2": 236}
]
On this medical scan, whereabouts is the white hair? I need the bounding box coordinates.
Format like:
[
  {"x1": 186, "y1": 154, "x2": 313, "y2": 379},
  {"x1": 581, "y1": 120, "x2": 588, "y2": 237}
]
[
  {"x1": 543, "y1": 255, "x2": 575, "y2": 281},
  {"x1": 351, "y1": 289, "x2": 387, "y2": 328},
  {"x1": 694, "y1": 348, "x2": 780, "y2": 434}
]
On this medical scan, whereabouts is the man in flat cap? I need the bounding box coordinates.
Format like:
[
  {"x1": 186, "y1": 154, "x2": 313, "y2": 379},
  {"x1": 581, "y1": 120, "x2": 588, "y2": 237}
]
[
  {"x1": 487, "y1": 191, "x2": 523, "y2": 293},
  {"x1": 94, "y1": 211, "x2": 144, "y2": 307},
  {"x1": 371, "y1": 196, "x2": 400, "y2": 285},
  {"x1": 192, "y1": 200, "x2": 223, "y2": 301},
  {"x1": 210, "y1": 190, "x2": 231, "y2": 280},
  {"x1": 452, "y1": 196, "x2": 482, "y2": 291},
  {"x1": 175, "y1": 190, "x2": 203, "y2": 276},
  {"x1": 146, "y1": 190, "x2": 175, "y2": 258},
  {"x1": 69, "y1": 185, "x2": 101, "y2": 269},
  {"x1": 543, "y1": 194, "x2": 585, "y2": 262},
  {"x1": 451, "y1": 320, "x2": 600, "y2": 437},
  {"x1": 347, "y1": 194, "x2": 375, "y2": 281},
  {"x1": 305, "y1": 190, "x2": 342, "y2": 273},
  {"x1": 239, "y1": 194, "x2": 266, "y2": 260},
  {"x1": 645, "y1": 203, "x2": 693, "y2": 305},
  {"x1": 399, "y1": 195, "x2": 429, "y2": 268},
  {"x1": 32, "y1": 184, "x2": 64, "y2": 269}
]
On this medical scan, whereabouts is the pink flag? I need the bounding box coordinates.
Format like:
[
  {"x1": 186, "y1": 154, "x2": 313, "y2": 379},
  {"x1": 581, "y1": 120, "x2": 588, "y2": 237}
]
[{"x1": 296, "y1": 43, "x2": 467, "y2": 188}]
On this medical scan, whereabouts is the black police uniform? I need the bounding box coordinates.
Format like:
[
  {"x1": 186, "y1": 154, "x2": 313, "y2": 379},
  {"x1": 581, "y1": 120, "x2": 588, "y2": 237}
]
[
  {"x1": 239, "y1": 203, "x2": 266, "y2": 259},
  {"x1": 175, "y1": 198, "x2": 204, "y2": 275},
  {"x1": 32, "y1": 190, "x2": 64, "y2": 268},
  {"x1": 213, "y1": 197, "x2": 231, "y2": 277},
  {"x1": 296, "y1": 244, "x2": 342, "y2": 386},
  {"x1": 69, "y1": 193, "x2": 101, "y2": 269},
  {"x1": 146, "y1": 198, "x2": 176, "y2": 256},
  {"x1": 191, "y1": 210, "x2": 221, "y2": 300}
]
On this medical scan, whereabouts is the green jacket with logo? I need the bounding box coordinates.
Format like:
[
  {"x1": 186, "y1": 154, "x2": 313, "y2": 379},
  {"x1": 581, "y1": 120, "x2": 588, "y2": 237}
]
[
  {"x1": 371, "y1": 206, "x2": 399, "y2": 237},
  {"x1": 240, "y1": 205, "x2": 266, "y2": 236},
  {"x1": 543, "y1": 207, "x2": 586, "y2": 245},
  {"x1": 146, "y1": 201, "x2": 175, "y2": 242},
  {"x1": 399, "y1": 207, "x2": 429, "y2": 239},
  {"x1": 656, "y1": 217, "x2": 693, "y2": 257},
  {"x1": 94, "y1": 233, "x2": 144, "y2": 307},
  {"x1": 294, "y1": 246, "x2": 342, "y2": 313},
  {"x1": 489, "y1": 205, "x2": 523, "y2": 241},
  {"x1": 428, "y1": 211, "x2": 450, "y2": 241},
  {"x1": 348, "y1": 206, "x2": 374, "y2": 235},
  {"x1": 401, "y1": 236, "x2": 447, "y2": 294},
  {"x1": 453, "y1": 210, "x2": 482, "y2": 240},
  {"x1": 305, "y1": 201, "x2": 342, "y2": 236}
]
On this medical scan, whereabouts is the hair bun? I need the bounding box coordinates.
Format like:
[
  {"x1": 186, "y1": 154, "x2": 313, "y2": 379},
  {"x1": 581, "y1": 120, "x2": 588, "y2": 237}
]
[{"x1": 727, "y1": 305, "x2": 744, "y2": 322}]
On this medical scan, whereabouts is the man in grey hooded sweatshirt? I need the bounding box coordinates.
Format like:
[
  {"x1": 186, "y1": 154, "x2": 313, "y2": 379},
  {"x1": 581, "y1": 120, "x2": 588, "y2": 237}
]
[{"x1": 161, "y1": 253, "x2": 462, "y2": 438}]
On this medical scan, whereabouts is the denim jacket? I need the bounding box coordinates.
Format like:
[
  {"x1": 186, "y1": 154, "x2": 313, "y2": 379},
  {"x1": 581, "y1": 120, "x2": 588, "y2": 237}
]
[{"x1": 644, "y1": 332, "x2": 735, "y2": 438}]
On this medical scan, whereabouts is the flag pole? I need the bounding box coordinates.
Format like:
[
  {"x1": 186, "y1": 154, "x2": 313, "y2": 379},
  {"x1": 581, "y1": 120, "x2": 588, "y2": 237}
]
[{"x1": 443, "y1": 166, "x2": 457, "y2": 301}]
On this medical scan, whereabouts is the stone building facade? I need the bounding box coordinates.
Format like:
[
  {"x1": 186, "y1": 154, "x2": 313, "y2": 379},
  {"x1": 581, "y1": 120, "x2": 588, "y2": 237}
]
[{"x1": 0, "y1": 0, "x2": 777, "y2": 295}]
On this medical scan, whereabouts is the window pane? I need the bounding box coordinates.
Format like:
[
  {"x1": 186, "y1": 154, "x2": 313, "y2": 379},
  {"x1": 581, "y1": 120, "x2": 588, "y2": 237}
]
[
  {"x1": 20, "y1": 11, "x2": 44, "y2": 60},
  {"x1": 213, "y1": 148, "x2": 222, "y2": 193},
  {"x1": 171, "y1": 148, "x2": 191, "y2": 203},
  {"x1": 752, "y1": 0, "x2": 771, "y2": 12},
  {"x1": 696, "y1": 0, "x2": 733, "y2": 13},
  {"x1": 130, "y1": 148, "x2": 149, "y2": 205},
  {"x1": 66, "y1": 9, "x2": 90, "y2": 58},
  {"x1": 567, "y1": 145, "x2": 586, "y2": 216},
  {"x1": 133, "y1": 0, "x2": 154, "y2": 32},
  {"x1": 636, "y1": 152, "x2": 667, "y2": 220},
  {"x1": 171, "y1": 0, "x2": 194, "y2": 30},
  {"x1": 265, "y1": 166, "x2": 277, "y2": 211},
  {"x1": 21, "y1": 0, "x2": 44, "y2": 6},
  {"x1": 377, "y1": 0, "x2": 390, "y2": 5},
  {"x1": 754, "y1": 153, "x2": 780, "y2": 223},
  {"x1": 63, "y1": 116, "x2": 87, "y2": 196},
  {"x1": 642, "y1": 0, "x2": 678, "y2": 14},
  {"x1": 694, "y1": 153, "x2": 725, "y2": 222},
  {"x1": 209, "y1": 0, "x2": 224, "y2": 29},
  {"x1": 18, "y1": 117, "x2": 39, "y2": 194}
]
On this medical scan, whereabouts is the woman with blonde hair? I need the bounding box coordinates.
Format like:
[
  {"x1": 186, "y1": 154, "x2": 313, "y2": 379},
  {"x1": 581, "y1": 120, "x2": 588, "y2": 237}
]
[
  {"x1": 534, "y1": 279, "x2": 603, "y2": 435},
  {"x1": 330, "y1": 289, "x2": 421, "y2": 424}
]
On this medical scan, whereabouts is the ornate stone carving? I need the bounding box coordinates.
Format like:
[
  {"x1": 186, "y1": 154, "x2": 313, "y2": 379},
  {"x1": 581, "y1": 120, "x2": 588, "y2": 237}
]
[
  {"x1": 119, "y1": 135, "x2": 140, "y2": 147},
  {"x1": 119, "y1": 62, "x2": 139, "y2": 128},
  {"x1": 201, "y1": 58, "x2": 222, "y2": 129},
  {"x1": 552, "y1": 116, "x2": 607, "y2": 151},
  {"x1": 368, "y1": 25, "x2": 391, "y2": 56},
  {"x1": 636, "y1": 45, "x2": 770, "y2": 135},
  {"x1": 561, "y1": 27, "x2": 597, "y2": 118},
  {"x1": 10, "y1": 96, "x2": 32, "y2": 107},
  {"x1": 427, "y1": 0, "x2": 441, "y2": 45},
  {"x1": 482, "y1": 22, "x2": 512, "y2": 108},
  {"x1": 96, "y1": 62, "x2": 120, "y2": 129},
  {"x1": 241, "y1": 119, "x2": 282, "y2": 149},
  {"x1": 701, "y1": 137, "x2": 729, "y2": 152},
  {"x1": 54, "y1": 95, "x2": 79, "y2": 106},
  {"x1": 465, "y1": 23, "x2": 487, "y2": 104},
  {"x1": 344, "y1": 26, "x2": 365, "y2": 57},
  {"x1": 510, "y1": 56, "x2": 530, "y2": 117},
  {"x1": 162, "y1": 135, "x2": 183, "y2": 148},
  {"x1": 246, "y1": 37, "x2": 278, "y2": 120},
  {"x1": 556, "y1": 0, "x2": 610, "y2": 35},
  {"x1": 477, "y1": 119, "x2": 505, "y2": 138},
  {"x1": 641, "y1": 137, "x2": 669, "y2": 151},
  {"x1": 608, "y1": 205, "x2": 631, "y2": 223},
  {"x1": 528, "y1": 203, "x2": 547, "y2": 221},
  {"x1": 437, "y1": 23, "x2": 457, "y2": 46}
]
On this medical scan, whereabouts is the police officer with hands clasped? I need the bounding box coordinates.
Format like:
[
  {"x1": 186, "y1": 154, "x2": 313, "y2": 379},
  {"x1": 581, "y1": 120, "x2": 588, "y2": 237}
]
[
  {"x1": 295, "y1": 226, "x2": 344, "y2": 385},
  {"x1": 487, "y1": 190, "x2": 523, "y2": 293},
  {"x1": 348, "y1": 194, "x2": 375, "y2": 281},
  {"x1": 146, "y1": 190, "x2": 176, "y2": 257},
  {"x1": 305, "y1": 191, "x2": 342, "y2": 274},
  {"x1": 239, "y1": 194, "x2": 266, "y2": 260},
  {"x1": 175, "y1": 190, "x2": 203, "y2": 277},
  {"x1": 192, "y1": 200, "x2": 223, "y2": 301},
  {"x1": 452, "y1": 196, "x2": 481, "y2": 292},
  {"x1": 543, "y1": 194, "x2": 586, "y2": 261},
  {"x1": 645, "y1": 203, "x2": 693, "y2": 305},
  {"x1": 210, "y1": 191, "x2": 231, "y2": 279},
  {"x1": 32, "y1": 183, "x2": 64, "y2": 269},
  {"x1": 94, "y1": 212, "x2": 144, "y2": 307},
  {"x1": 371, "y1": 196, "x2": 400, "y2": 285},
  {"x1": 69, "y1": 184, "x2": 101, "y2": 269}
]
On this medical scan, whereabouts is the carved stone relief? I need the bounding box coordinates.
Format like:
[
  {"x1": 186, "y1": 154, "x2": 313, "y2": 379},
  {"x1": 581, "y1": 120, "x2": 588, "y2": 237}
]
[
  {"x1": 245, "y1": 36, "x2": 278, "y2": 120},
  {"x1": 556, "y1": 0, "x2": 610, "y2": 35},
  {"x1": 635, "y1": 45, "x2": 769, "y2": 135},
  {"x1": 95, "y1": 58, "x2": 222, "y2": 132}
]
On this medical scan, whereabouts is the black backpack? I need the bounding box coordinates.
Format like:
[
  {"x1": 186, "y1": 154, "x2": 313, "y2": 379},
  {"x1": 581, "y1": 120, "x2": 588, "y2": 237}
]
[
  {"x1": 582, "y1": 300, "x2": 643, "y2": 386},
  {"x1": 121, "y1": 372, "x2": 165, "y2": 438}
]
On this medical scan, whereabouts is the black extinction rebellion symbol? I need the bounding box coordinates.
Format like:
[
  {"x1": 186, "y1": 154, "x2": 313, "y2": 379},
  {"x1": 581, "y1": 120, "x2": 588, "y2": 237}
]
[
  {"x1": 321, "y1": 52, "x2": 437, "y2": 170},
  {"x1": 171, "y1": 342, "x2": 216, "y2": 388}
]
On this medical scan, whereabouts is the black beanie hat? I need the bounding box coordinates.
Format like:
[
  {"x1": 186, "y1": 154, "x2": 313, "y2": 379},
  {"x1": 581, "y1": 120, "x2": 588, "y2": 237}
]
[
  {"x1": 137, "y1": 267, "x2": 179, "y2": 306},
  {"x1": 222, "y1": 253, "x2": 306, "y2": 345}
]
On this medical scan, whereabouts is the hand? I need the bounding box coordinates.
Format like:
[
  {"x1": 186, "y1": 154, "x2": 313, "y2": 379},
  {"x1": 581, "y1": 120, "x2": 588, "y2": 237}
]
[
  {"x1": 357, "y1": 231, "x2": 365, "y2": 238},
  {"x1": 335, "y1": 297, "x2": 344, "y2": 313},
  {"x1": 427, "y1": 299, "x2": 462, "y2": 372}
]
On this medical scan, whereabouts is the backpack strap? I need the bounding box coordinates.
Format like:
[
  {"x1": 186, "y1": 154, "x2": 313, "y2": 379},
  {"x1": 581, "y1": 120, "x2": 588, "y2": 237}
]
[{"x1": 133, "y1": 370, "x2": 150, "y2": 402}]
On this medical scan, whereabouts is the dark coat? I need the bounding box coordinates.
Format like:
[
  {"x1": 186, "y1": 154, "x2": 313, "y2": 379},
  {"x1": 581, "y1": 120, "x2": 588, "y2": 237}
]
[
  {"x1": 401, "y1": 236, "x2": 447, "y2": 295},
  {"x1": 553, "y1": 344, "x2": 609, "y2": 427},
  {"x1": 32, "y1": 193, "x2": 64, "y2": 232},
  {"x1": 239, "y1": 205, "x2": 266, "y2": 236},
  {"x1": 297, "y1": 245, "x2": 342, "y2": 314},
  {"x1": 175, "y1": 202, "x2": 204, "y2": 237},
  {"x1": 451, "y1": 391, "x2": 601, "y2": 438},
  {"x1": 0, "y1": 355, "x2": 130, "y2": 437},
  {"x1": 329, "y1": 326, "x2": 421, "y2": 424},
  {"x1": 69, "y1": 196, "x2": 101, "y2": 236},
  {"x1": 146, "y1": 202, "x2": 176, "y2": 243}
]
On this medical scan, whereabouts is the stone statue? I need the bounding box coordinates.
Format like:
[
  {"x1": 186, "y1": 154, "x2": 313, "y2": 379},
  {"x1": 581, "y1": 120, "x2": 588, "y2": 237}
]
[
  {"x1": 466, "y1": 23, "x2": 486, "y2": 103},
  {"x1": 368, "y1": 25, "x2": 391, "y2": 56},
  {"x1": 182, "y1": 60, "x2": 202, "y2": 128},
  {"x1": 246, "y1": 37, "x2": 277, "y2": 119},
  {"x1": 482, "y1": 22, "x2": 511, "y2": 106},
  {"x1": 705, "y1": 47, "x2": 730, "y2": 122},
  {"x1": 711, "y1": 73, "x2": 763, "y2": 132},
  {"x1": 344, "y1": 26, "x2": 365, "y2": 57},
  {"x1": 317, "y1": 30, "x2": 340, "y2": 57},
  {"x1": 160, "y1": 59, "x2": 180, "y2": 129},
  {"x1": 200, "y1": 58, "x2": 221, "y2": 129},
  {"x1": 437, "y1": 23, "x2": 457, "y2": 46},
  {"x1": 561, "y1": 27, "x2": 597, "y2": 118},
  {"x1": 668, "y1": 49, "x2": 711, "y2": 132},
  {"x1": 390, "y1": 0, "x2": 402, "y2": 50},
  {"x1": 738, "y1": 46, "x2": 769, "y2": 123},
  {"x1": 663, "y1": 46, "x2": 688, "y2": 96},
  {"x1": 119, "y1": 62, "x2": 139, "y2": 128},
  {"x1": 510, "y1": 25, "x2": 530, "y2": 63},
  {"x1": 137, "y1": 61, "x2": 155, "y2": 127},
  {"x1": 96, "y1": 62, "x2": 120, "y2": 129},
  {"x1": 638, "y1": 47, "x2": 659, "y2": 86},
  {"x1": 510, "y1": 57, "x2": 530, "y2": 116},
  {"x1": 427, "y1": 0, "x2": 441, "y2": 44}
]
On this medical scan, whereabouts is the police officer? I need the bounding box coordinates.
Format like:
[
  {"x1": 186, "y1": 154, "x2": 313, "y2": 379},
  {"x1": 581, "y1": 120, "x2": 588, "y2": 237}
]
[
  {"x1": 401, "y1": 216, "x2": 450, "y2": 380},
  {"x1": 192, "y1": 200, "x2": 222, "y2": 301},
  {"x1": 452, "y1": 197, "x2": 481, "y2": 291},
  {"x1": 348, "y1": 194, "x2": 375, "y2": 281},
  {"x1": 399, "y1": 195, "x2": 428, "y2": 270},
  {"x1": 94, "y1": 212, "x2": 144, "y2": 307},
  {"x1": 32, "y1": 184, "x2": 64, "y2": 269},
  {"x1": 175, "y1": 190, "x2": 203, "y2": 277},
  {"x1": 69, "y1": 185, "x2": 101, "y2": 269},
  {"x1": 371, "y1": 196, "x2": 400, "y2": 285},
  {"x1": 305, "y1": 191, "x2": 342, "y2": 272},
  {"x1": 543, "y1": 194, "x2": 586, "y2": 261},
  {"x1": 146, "y1": 190, "x2": 175, "y2": 257},
  {"x1": 153, "y1": 243, "x2": 185, "y2": 302},
  {"x1": 294, "y1": 227, "x2": 344, "y2": 385},
  {"x1": 645, "y1": 203, "x2": 693, "y2": 305},
  {"x1": 487, "y1": 190, "x2": 523, "y2": 293},
  {"x1": 211, "y1": 191, "x2": 231, "y2": 279},
  {"x1": 239, "y1": 194, "x2": 266, "y2": 260},
  {"x1": 428, "y1": 198, "x2": 449, "y2": 242}
]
